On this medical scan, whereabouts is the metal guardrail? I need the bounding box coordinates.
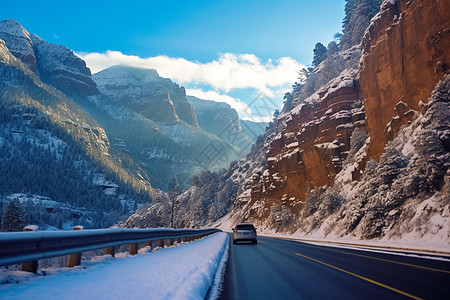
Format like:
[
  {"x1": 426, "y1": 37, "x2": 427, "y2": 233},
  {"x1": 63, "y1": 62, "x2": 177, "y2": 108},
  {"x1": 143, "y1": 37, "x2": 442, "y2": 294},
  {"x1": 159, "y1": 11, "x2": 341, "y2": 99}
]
[{"x1": 0, "y1": 227, "x2": 221, "y2": 270}]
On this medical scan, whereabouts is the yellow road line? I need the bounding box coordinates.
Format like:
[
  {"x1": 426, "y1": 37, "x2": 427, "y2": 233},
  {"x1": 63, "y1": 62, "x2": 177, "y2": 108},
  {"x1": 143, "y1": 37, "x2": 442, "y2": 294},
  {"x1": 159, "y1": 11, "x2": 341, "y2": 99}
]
[
  {"x1": 308, "y1": 245, "x2": 450, "y2": 274},
  {"x1": 294, "y1": 252, "x2": 423, "y2": 300}
]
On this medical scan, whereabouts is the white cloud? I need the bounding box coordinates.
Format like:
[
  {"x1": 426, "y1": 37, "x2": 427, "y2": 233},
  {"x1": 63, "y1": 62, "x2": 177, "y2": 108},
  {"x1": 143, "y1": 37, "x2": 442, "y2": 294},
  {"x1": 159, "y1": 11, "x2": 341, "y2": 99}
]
[
  {"x1": 186, "y1": 89, "x2": 249, "y2": 113},
  {"x1": 186, "y1": 88, "x2": 272, "y2": 122},
  {"x1": 77, "y1": 51, "x2": 304, "y2": 94},
  {"x1": 77, "y1": 51, "x2": 303, "y2": 122}
]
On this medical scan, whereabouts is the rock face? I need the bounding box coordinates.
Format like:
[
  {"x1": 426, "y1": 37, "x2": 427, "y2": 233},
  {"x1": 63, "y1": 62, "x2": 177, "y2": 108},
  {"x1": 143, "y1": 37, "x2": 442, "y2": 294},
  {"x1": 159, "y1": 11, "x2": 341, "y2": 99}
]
[
  {"x1": 0, "y1": 19, "x2": 38, "y2": 73},
  {"x1": 0, "y1": 19, "x2": 98, "y2": 96},
  {"x1": 94, "y1": 66, "x2": 198, "y2": 126},
  {"x1": 361, "y1": 0, "x2": 450, "y2": 160},
  {"x1": 187, "y1": 96, "x2": 267, "y2": 153},
  {"x1": 246, "y1": 70, "x2": 365, "y2": 223}
]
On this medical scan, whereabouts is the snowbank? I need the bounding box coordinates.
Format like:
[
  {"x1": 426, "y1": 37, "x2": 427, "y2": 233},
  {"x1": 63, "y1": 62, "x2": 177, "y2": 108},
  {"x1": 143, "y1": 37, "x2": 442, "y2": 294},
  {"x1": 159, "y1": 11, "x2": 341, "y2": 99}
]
[
  {"x1": 258, "y1": 231, "x2": 450, "y2": 255},
  {"x1": 0, "y1": 232, "x2": 229, "y2": 300}
]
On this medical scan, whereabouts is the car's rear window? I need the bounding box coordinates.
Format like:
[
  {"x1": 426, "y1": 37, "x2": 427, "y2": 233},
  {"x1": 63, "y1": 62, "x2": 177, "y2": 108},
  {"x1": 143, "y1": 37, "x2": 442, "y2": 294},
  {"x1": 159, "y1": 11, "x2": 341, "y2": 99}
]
[{"x1": 236, "y1": 224, "x2": 254, "y2": 230}]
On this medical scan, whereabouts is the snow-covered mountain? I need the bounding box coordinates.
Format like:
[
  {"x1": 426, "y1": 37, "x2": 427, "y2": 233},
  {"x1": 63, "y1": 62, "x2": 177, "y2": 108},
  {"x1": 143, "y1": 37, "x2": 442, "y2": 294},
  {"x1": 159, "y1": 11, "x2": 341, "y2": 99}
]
[
  {"x1": 0, "y1": 19, "x2": 98, "y2": 96},
  {"x1": 94, "y1": 66, "x2": 197, "y2": 126},
  {"x1": 89, "y1": 65, "x2": 250, "y2": 190},
  {"x1": 0, "y1": 25, "x2": 155, "y2": 230},
  {"x1": 187, "y1": 95, "x2": 267, "y2": 154}
]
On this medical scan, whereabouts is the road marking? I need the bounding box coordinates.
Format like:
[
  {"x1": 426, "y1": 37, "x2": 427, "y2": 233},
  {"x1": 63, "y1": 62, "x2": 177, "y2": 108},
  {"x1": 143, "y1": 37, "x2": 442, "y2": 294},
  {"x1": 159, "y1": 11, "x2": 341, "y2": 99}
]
[
  {"x1": 308, "y1": 245, "x2": 450, "y2": 274},
  {"x1": 294, "y1": 252, "x2": 423, "y2": 300}
]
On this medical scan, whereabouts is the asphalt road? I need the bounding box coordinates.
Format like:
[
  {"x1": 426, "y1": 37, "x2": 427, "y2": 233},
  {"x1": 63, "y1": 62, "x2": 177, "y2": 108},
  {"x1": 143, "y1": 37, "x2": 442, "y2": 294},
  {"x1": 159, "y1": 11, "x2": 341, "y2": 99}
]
[{"x1": 219, "y1": 235, "x2": 450, "y2": 300}]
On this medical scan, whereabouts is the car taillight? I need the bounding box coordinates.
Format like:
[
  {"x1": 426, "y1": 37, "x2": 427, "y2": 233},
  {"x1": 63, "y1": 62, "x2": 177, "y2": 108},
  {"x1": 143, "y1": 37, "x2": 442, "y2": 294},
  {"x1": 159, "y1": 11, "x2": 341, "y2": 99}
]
[{"x1": 234, "y1": 229, "x2": 237, "y2": 232}]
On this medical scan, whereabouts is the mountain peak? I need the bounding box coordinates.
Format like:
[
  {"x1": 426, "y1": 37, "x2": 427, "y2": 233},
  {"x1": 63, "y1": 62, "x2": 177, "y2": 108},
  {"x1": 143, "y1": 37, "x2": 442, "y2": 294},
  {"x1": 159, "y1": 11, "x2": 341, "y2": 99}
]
[
  {"x1": 95, "y1": 65, "x2": 160, "y2": 82},
  {"x1": 0, "y1": 19, "x2": 31, "y2": 40},
  {"x1": 0, "y1": 19, "x2": 37, "y2": 72}
]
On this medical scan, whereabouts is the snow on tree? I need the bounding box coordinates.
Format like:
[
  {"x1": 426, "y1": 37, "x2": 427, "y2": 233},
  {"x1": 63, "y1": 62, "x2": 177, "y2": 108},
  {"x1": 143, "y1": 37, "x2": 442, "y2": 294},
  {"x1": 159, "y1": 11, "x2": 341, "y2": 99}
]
[
  {"x1": 324, "y1": 75, "x2": 450, "y2": 240},
  {"x1": 345, "y1": 127, "x2": 368, "y2": 164},
  {"x1": 1, "y1": 200, "x2": 23, "y2": 232},
  {"x1": 312, "y1": 42, "x2": 328, "y2": 67},
  {"x1": 341, "y1": 0, "x2": 382, "y2": 49}
]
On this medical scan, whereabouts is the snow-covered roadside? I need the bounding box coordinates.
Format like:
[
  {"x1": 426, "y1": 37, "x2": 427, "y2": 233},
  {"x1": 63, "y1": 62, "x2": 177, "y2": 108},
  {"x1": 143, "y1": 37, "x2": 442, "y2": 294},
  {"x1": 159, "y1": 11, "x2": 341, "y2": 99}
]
[
  {"x1": 259, "y1": 232, "x2": 450, "y2": 257},
  {"x1": 0, "y1": 232, "x2": 229, "y2": 300},
  {"x1": 215, "y1": 212, "x2": 449, "y2": 256},
  {"x1": 206, "y1": 236, "x2": 230, "y2": 300}
]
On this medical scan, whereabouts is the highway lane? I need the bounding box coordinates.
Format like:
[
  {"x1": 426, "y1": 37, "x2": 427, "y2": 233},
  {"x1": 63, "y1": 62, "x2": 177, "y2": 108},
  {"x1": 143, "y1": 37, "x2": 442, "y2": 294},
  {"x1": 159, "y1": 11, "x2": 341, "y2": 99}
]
[{"x1": 219, "y1": 235, "x2": 450, "y2": 300}]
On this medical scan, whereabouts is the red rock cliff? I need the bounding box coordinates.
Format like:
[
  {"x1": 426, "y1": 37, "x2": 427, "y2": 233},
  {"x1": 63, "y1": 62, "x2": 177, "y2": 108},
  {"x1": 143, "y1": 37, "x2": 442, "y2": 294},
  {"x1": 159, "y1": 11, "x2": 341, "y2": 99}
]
[
  {"x1": 244, "y1": 72, "x2": 365, "y2": 223},
  {"x1": 361, "y1": 0, "x2": 450, "y2": 160}
]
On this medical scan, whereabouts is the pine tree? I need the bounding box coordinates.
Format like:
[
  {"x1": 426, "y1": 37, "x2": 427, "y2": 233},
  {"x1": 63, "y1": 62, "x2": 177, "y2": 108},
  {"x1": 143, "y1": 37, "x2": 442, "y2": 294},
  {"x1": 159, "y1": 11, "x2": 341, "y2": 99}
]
[
  {"x1": 341, "y1": 0, "x2": 382, "y2": 49},
  {"x1": 1, "y1": 201, "x2": 23, "y2": 232},
  {"x1": 342, "y1": 0, "x2": 356, "y2": 29},
  {"x1": 312, "y1": 43, "x2": 328, "y2": 67}
]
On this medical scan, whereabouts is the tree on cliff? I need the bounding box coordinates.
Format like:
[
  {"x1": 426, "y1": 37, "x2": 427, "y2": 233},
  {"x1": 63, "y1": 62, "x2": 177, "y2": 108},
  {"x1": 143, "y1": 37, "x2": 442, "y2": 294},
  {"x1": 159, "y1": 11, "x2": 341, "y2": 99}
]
[
  {"x1": 327, "y1": 41, "x2": 339, "y2": 56},
  {"x1": 312, "y1": 42, "x2": 328, "y2": 67},
  {"x1": 342, "y1": 0, "x2": 356, "y2": 30},
  {"x1": 341, "y1": 0, "x2": 382, "y2": 49}
]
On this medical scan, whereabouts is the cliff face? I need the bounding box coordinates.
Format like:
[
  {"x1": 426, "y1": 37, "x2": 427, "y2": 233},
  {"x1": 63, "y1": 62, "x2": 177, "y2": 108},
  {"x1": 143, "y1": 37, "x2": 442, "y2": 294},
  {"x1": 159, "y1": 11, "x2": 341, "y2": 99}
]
[
  {"x1": 0, "y1": 19, "x2": 98, "y2": 96},
  {"x1": 245, "y1": 68, "x2": 365, "y2": 224},
  {"x1": 233, "y1": 0, "x2": 450, "y2": 232},
  {"x1": 187, "y1": 96, "x2": 267, "y2": 153},
  {"x1": 361, "y1": 0, "x2": 450, "y2": 160}
]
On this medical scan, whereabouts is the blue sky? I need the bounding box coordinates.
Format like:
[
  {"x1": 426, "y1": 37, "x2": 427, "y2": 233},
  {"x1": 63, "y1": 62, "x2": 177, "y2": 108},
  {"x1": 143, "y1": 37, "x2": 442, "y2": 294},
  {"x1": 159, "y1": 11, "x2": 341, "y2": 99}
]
[{"x1": 1, "y1": 0, "x2": 345, "y2": 121}]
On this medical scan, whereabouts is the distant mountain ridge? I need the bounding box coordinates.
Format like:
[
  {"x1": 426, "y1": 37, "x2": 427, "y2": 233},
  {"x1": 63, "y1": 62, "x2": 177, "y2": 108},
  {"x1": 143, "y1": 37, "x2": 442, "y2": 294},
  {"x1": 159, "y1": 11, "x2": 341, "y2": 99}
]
[
  {"x1": 90, "y1": 65, "x2": 266, "y2": 189},
  {"x1": 94, "y1": 66, "x2": 197, "y2": 126},
  {"x1": 187, "y1": 95, "x2": 268, "y2": 154},
  {"x1": 0, "y1": 25, "x2": 154, "y2": 230}
]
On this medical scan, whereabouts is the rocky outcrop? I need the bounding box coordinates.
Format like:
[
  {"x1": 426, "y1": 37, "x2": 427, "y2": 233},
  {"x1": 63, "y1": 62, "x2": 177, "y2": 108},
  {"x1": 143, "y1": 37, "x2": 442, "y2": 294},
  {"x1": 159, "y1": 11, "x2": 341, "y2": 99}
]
[
  {"x1": 0, "y1": 19, "x2": 98, "y2": 96},
  {"x1": 31, "y1": 35, "x2": 98, "y2": 96},
  {"x1": 361, "y1": 0, "x2": 450, "y2": 160},
  {"x1": 245, "y1": 70, "x2": 365, "y2": 224},
  {"x1": 0, "y1": 19, "x2": 38, "y2": 74}
]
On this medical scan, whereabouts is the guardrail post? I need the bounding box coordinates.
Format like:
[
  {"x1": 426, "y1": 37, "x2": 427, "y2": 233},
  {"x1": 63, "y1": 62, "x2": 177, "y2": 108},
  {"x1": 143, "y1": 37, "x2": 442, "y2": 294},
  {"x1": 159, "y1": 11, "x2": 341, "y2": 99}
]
[
  {"x1": 145, "y1": 241, "x2": 152, "y2": 250},
  {"x1": 176, "y1": 238, "x2": 181, "y2": 244},
  {"x1": 129, "y1": 243, "x2": 138, "y2": 255},
  {"x1": 67, "y1": 226, "x2": 84, "y2": 268},
  {"x1": 20, "y1": 225, "x2": 38, "y2": 274},
  {"x1": 158, "y1": 239, "x2": 164, "y2": 248},
  {"x1": 169, "y1": 239, "x2": 174, "y2": 246},
  {"x1": 105, "y1": 246, "x2": 115, "y2": 257}
]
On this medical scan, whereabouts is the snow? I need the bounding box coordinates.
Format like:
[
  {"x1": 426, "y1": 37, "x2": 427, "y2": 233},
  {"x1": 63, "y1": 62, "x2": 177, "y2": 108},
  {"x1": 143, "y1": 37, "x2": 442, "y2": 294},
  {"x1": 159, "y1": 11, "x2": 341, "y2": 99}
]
[
  {"x1": 213, "y1": 213, "x2": 235, "y2": 232},
  {"x1": 23, "y1": 225, "x2": 39, "y2": 231},
  {"x1": 0, "y1": 232, "x2": 229, "y2": 300},
  {"x1": 206, "y1": 237, "x2": 229, "y2": 300},
  {"x1": 258, "y1": 232, "x2": 450, "y2": 257},
  {"x1": 93, "y1": 174, "x2": 118, "y2": 188},
  {"x1": 291, "y1": 103, "x2": 305, "y2": 116},
  {"x1": 314, "y1": 142, "x2": 339, "y2": 150},
  {"x1": 336, "y1": 123, "x2": 354, "y2": 130},
  {"x1": 0, "y1": 20, "x2": 32, "y2": 39}
]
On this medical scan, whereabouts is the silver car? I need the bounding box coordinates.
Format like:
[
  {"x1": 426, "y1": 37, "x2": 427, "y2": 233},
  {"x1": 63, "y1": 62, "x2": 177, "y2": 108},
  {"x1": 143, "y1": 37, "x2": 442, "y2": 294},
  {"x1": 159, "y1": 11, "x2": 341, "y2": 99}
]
[{"x1": 232, "y1": 223, "x2": 257, "y2": 244}]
